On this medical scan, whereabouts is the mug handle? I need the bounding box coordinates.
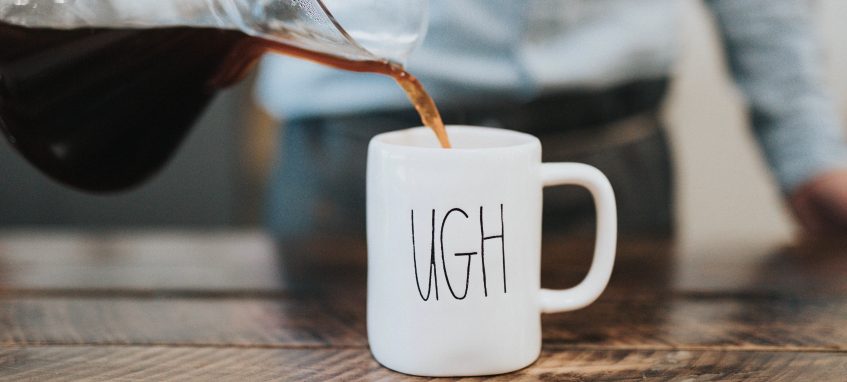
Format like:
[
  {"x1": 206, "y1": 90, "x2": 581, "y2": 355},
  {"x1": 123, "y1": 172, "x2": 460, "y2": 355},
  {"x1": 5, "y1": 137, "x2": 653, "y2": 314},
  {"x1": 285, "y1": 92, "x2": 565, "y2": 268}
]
[{"x1": 538, "y1": 163, "x2": 617, "y2": 313}]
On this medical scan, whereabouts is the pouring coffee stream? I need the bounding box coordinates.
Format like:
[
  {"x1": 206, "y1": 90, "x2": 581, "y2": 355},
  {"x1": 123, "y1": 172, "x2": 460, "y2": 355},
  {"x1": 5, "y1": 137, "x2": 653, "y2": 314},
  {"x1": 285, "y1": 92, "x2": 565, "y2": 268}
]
[
  {"x1": 0, "y1": 0, "x2": 448, "y2": 192},
  {"x1": 245, "y1": 36, "x2": 451, "y2": 149}
]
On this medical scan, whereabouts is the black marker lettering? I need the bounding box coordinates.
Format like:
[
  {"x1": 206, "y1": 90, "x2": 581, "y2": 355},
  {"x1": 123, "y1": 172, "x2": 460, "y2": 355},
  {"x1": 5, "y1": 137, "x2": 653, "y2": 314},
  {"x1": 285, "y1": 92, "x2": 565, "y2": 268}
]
[
  {"x1": 440, "y1": 208, "x2": 476, "y2": 300},
  {"x1": 481, "y1": 204, "x2": 506, "y2": 294},
  {"x1": 411, "y1": 209, "x2": 439, "y2": 301}
]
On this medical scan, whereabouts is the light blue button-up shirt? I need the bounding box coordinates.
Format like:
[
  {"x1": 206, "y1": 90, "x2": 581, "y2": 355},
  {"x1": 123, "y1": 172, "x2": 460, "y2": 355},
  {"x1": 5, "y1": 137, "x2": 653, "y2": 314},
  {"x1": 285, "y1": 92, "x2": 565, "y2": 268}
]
[{"x1": 256, "y1": 0, "x2": 847, "y2": 193}]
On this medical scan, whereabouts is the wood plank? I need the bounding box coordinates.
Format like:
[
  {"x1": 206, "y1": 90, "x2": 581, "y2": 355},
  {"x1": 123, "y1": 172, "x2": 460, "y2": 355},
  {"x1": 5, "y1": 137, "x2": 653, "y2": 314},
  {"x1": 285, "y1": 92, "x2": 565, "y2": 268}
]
[
  {"x1": 543, "y1": 235, "x2": 847, "y2": 297},
  {"x1": 3, "y1": 231, "x2": 845, "y2": 297},
  {"x1": 541, "y1": 234, "x2": 675, "y2": 294},
  {"x1": 0, "y1": 232, "x2": 788, "y2": 293},
  {"x1": 673, "y1": 239, "x2": 847, "y2": 295},
  {"x1": 1, "y1": 346, "x2": 845, "y2": 381},
  {"x1": 1, "y1": 295, "x2": 845, "y2": 351},
  {"x1": 0, "y1": 231, "x2": 284, "y2": 291},
  {"x1": 0, "y1": 297, "x2": 367, "y2": 347},
  {"x1": 542, "y1": 295, "x2": 847, "y2": 351},
  {"x1": 0, "y1": 231, "x2": 611, "y2": 294}
]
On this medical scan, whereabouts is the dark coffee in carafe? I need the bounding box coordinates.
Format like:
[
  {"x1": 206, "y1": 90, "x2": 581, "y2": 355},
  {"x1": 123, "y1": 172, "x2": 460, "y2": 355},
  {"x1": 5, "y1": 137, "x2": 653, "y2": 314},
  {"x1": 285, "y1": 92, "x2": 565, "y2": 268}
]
[{"x1": 0, "y1": 22, "x2": 448, "y2": 192}]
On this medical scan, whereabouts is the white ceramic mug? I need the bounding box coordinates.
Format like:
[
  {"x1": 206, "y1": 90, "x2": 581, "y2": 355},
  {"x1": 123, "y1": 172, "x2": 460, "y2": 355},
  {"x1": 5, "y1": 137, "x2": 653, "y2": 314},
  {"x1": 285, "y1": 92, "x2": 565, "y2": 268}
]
[{"x1": 366, "y1": 126, "x2": 617, "y2": 376}]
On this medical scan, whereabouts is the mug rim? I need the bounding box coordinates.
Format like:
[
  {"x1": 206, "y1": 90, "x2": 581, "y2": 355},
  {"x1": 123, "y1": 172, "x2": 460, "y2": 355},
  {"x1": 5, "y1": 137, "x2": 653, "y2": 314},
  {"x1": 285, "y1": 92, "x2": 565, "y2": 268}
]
[{"x1": 371, "y1": 125, "x2": 540, "y2": 152}]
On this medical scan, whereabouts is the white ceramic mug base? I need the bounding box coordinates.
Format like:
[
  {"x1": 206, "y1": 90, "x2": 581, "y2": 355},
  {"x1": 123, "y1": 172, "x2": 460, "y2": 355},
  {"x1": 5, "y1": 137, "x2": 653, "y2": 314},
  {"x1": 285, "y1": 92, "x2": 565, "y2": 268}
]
[
  {"x1": 371, "y1": 344, "x2": 540, "y2": 377},
  {"x1": 366, "y1": 126, "x2": 617, "y2": 376}
]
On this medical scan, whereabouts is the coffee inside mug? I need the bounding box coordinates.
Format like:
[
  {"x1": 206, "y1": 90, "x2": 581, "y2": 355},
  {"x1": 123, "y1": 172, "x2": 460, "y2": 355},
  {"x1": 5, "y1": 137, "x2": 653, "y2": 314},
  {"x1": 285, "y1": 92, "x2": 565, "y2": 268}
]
[{"x1": 375, "y1": 126, "x2": 538, "y2": 149}]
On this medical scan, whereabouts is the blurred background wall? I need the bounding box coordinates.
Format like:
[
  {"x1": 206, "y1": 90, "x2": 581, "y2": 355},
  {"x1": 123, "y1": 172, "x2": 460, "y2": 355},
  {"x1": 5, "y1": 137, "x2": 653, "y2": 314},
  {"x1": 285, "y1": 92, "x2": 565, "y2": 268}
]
[
  {"x1": 668, "y1": 0, "x2": 846, "y2": 249},
  {"x1": 0, "y1": 0, "x2": 845, "y2": 246}
]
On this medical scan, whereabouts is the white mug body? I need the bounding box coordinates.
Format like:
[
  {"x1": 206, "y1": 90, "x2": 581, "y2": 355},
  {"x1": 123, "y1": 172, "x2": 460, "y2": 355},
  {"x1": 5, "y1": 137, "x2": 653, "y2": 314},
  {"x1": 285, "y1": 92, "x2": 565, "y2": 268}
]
[
  {"x1": 366, "y1": 126, "x2": 617, "y2": 377},
  {"x1": 367, "y1": 126, "x2": 542, "y2": 376}
]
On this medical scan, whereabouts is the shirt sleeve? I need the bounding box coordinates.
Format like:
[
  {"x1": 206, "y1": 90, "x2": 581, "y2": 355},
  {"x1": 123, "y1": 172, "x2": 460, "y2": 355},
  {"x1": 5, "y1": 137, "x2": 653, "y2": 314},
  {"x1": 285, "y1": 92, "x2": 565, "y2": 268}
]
[{"x1": 705, "y1": 0, "x2": 847, "y2": 194}]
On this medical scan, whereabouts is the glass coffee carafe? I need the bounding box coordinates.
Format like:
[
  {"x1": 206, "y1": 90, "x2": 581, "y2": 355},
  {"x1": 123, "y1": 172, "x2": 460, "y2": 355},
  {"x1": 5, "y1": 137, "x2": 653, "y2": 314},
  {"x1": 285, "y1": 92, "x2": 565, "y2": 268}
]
[{"x1": 0, "y1": 0, "x2": 428, "y2": 191}]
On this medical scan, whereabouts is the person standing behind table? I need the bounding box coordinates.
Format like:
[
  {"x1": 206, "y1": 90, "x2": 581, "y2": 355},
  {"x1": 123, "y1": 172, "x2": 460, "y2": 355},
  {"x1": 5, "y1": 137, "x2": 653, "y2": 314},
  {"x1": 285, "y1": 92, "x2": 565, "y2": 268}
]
[{"x1": 256, "y1": 0, "x2": 847, "y2": 249}]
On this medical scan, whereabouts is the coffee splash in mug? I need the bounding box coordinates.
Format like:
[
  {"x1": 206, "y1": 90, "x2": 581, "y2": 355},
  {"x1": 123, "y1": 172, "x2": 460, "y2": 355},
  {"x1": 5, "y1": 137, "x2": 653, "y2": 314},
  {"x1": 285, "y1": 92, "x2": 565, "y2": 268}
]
[{"x1": 0, "y1": 23, "x2": 450, "y2": 192}]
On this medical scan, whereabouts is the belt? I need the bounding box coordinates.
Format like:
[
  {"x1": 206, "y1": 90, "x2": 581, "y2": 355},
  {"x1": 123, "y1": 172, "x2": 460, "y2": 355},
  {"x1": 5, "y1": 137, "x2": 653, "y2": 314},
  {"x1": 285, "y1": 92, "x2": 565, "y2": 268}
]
[
  {"x1": 443, "y1": 78, "x2": 669, "y2": 133},
  {"x1": 292, "y1": 77, "x2": 669, "y2": 136}
]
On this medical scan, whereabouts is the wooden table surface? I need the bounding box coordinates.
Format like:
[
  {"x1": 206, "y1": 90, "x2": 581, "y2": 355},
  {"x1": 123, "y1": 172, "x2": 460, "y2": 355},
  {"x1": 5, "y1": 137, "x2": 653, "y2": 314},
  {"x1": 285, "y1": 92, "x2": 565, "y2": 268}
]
[{"x1": 0, "y1": 231, "x2": 845, "y2": 381}]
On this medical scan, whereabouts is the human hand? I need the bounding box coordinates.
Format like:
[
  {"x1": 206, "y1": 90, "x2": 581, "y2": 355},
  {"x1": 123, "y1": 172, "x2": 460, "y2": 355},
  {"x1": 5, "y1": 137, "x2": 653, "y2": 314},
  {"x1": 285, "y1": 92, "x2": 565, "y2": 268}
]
[{"x1": 790, "y1": 169, "x2": 847, "y2": 236}]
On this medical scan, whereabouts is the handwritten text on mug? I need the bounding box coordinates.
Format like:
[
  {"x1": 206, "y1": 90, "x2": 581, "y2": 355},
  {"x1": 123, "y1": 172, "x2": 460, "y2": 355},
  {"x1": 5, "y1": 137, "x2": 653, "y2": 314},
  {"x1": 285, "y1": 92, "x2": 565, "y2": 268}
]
[{"x1": 410, "y1": 204, "x2": 506, "y2": 301}]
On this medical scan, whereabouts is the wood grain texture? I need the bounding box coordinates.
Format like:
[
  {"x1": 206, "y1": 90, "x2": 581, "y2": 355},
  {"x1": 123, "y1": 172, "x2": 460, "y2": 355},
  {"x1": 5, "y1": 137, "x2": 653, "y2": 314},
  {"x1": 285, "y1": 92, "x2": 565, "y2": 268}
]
[
  {"x1": 542, "y1": 296, "x2": 847, "y2": 351},
  {"x1": 1, "y1": 346, "x2": 845, "y2": 381},
  {"x1": 673, "y1": 239, "x2": 847, "y2": 296},
  {"x1": 0, "y1": 297, "x2": 367, "y2": 347},
  {"x1": 1, "y1": 295, "x2": 845, "y2": 351},
  {"x1": 1, "y1": 232, "x2": 846, "y2": 380},
  {"x1": 0, "y1": 231, "x2": 283, "y2": 291},
  {"x1": 4, "y1": 232, "x2": 846, "y2": 297}
]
